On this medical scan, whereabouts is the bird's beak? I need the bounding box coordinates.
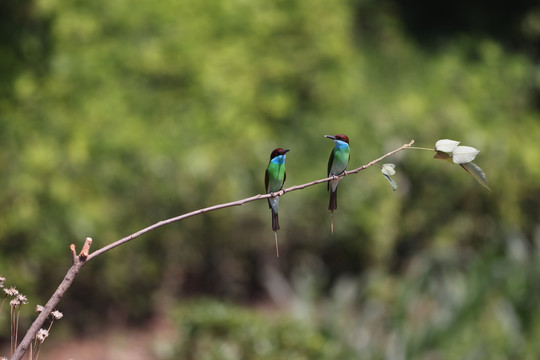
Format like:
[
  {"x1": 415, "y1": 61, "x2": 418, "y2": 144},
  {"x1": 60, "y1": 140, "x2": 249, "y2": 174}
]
[
  {"x1": 324, "y1": 135, "x2": 336, "y2": 140},
  {"x1": 283, "y1": 149, "x2": 290, "y2": 153}
]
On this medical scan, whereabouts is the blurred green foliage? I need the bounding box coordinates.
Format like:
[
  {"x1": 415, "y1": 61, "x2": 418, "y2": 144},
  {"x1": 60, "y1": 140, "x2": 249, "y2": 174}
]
[
  {"x1": 1, "y1": 0, "x2": 540, "y2": 356},
  {"x1": 275, "y1": 232, "x2": 540, "y2": 359},
  {"x1": 171, "y1": 299, "x2": 355, "y2": 359},
  {"x1": 170, "y1": 236, "x2": 540, "y2": 359}
]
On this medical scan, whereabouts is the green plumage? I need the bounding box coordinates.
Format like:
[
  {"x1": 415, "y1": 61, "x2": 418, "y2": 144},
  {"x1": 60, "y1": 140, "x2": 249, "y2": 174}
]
[
  {"x1": 265, "y1": 149, "x2": 289, "y2": 232},
  {"x1": 326, "y1": 135, "x2": 350, "y2": 211}
]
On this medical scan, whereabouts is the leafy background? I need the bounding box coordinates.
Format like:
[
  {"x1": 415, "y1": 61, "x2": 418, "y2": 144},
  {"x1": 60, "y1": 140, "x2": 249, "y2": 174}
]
[{"x1": 1, "y1": 0, "x2": 540, "y2": 358}]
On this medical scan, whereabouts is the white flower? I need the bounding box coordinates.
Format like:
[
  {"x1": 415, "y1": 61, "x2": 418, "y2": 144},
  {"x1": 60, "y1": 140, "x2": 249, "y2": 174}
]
[
  {"x1": 51, "y1": 310, "x2": 64, "y2": 320},
  {"x1": 17, "y1": 294, "x2": 28, "y2": 304},
  {"x1": 36, "y1": 328, "x2": 49, "y2": 342},
  {"x1": 4, "y1": 287, "x2": 18, "y2": 297}
]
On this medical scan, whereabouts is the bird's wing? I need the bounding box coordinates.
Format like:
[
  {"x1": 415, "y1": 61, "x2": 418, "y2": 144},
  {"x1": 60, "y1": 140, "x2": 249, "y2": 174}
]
[
  {"x1": 327, "y1": 149, "x2": 335, "y2": 191},
  {"x1": 265, "y1": 167, "x2": 269, "y2": 193}
]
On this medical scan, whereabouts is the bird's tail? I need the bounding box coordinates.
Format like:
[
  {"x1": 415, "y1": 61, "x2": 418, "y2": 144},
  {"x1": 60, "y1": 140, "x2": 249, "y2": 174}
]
[
  {"x1": 274, "y1": 231, "x2": 280, "y2": 258},
  {"x1": 271, "y1": 209, "x2": 280, "y2": 231},
  {"x1": 330, "y1": 210, "x2": 334, "y2": 234},
  {"x1": 328, "y1": 187, "x2": 338, "y2": 211}
]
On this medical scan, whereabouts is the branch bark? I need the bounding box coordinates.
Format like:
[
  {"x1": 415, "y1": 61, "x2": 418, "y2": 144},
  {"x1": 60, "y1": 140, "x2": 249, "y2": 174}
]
[{"x1": 10, "y1": 139, "x2": 413, "y2": 360}]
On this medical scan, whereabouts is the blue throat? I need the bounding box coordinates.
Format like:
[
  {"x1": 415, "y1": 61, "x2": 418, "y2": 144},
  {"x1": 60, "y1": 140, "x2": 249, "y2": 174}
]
[
  {"x1": 334, "y1": 140, "x2": 349, "y2": 150},
  {"x1": 271, "y1": 155, "x2": 286, "y2": 165}
]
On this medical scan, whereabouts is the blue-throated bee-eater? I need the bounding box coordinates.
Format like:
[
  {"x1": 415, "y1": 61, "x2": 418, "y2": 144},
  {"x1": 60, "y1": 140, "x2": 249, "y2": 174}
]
[
  {"x1": 325, "y1": 134, "x2": 350, "y2": 233},
  {"x1": 265, "y1": 148, "x2": 289, "y2": 257}
]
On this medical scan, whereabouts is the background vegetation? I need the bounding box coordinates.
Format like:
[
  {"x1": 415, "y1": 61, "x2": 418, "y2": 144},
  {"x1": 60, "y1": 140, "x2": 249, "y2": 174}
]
[{"x1": 2, "y1": 0, "x2": 540, "y2": 358}]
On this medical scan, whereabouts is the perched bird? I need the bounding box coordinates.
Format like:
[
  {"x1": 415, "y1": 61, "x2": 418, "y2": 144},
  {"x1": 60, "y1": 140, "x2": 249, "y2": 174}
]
[
  {"x1": 265, "y1": 148, "x2": 289, "y2": 257},
  {"x1": 325, "y1": 134, "x2": 350, "y2": 233}
]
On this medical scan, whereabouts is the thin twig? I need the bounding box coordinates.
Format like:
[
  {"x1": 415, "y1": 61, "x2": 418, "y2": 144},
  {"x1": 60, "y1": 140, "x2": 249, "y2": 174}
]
[
  {"x1": 10, "y1": 306, "x2": 15, "y2": 355},
  {"x1": 406, "y1": 146, "x2": 435, "y2": 151},
  {"x1": 10, "y1": 139, "x2": 414, "y2": 360},
  {"x1": 14, "y1": 305, "x2": 20, "y2": 354}
]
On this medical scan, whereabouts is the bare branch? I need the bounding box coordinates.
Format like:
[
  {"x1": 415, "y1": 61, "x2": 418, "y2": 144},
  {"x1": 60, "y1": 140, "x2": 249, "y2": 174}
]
[{"x1": 10, "y1": 139, "x2": 413, "y2": 360}]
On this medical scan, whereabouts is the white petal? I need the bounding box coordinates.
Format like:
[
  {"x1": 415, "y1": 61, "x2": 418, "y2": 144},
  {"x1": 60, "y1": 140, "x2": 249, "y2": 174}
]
[
  {"x1": 435, "y1": 139, "x2": 460, "y2": 153},
  {"x1": 452, "y1": 146, "x2": 480, "y2": 164}
]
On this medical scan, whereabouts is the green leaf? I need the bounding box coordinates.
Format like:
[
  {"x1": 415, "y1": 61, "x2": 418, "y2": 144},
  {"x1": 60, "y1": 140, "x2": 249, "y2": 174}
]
[
  {"x1": 435, "y1": 139, "x2": 460, "y2": 153},
  {"x1": 381, "y1": 163, "x2": 396, "y2": 176},
  {"x1": 452, "y1": 146, "x2": 480, "y2": 164},
  {"x1": 382, "y1": 174, "x2": 398, "y2": 191},
  {"x1": 460, "y1": 162, "x2": 491, "y2": 190},
  {"x1": 381, "y1": 164, "x2": 397, "y2": 191}
]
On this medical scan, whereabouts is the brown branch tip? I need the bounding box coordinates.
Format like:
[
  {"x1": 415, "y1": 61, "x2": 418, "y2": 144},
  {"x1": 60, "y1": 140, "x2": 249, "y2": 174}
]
[
  {"x1": 79, "y1": 237, "x2": 93, "y2": 260},
  {"x1": 70, "y1": 244, "x2": 77, "y2": 263}
]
